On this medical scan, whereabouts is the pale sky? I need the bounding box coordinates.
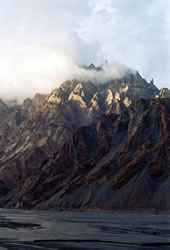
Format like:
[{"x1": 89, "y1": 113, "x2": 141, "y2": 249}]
[{"x1": 0, "y1": 0, "x2": 169, "y2": 101}]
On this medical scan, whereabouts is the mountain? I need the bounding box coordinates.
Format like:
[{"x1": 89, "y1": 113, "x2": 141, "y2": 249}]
[{"x1": 0, "y1": 67, "x2": 169, "y2": 210}]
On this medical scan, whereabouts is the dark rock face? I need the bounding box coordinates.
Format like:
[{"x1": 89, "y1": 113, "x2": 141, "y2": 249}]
[{"x1": 0, "y1": 71, "x2": 169, "y2": 210}]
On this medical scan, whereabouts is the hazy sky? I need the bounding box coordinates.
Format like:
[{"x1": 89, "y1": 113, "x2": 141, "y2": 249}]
[{"x1": 0, "y1": 0, "x2": 169, "y2": 101}]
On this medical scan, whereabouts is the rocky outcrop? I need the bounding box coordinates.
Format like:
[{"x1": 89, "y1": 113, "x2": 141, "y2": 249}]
[
  {"x1": 156, "y1": 88, "x2": 170, "y2": 98},
  {"x1": 23, "y1": 93, "x2": 47, "y2": 113},
  {"x1": 0, "y1": 70, "x2": 169, "y2": 210}
]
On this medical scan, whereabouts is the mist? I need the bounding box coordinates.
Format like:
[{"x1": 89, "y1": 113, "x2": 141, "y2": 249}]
[{"x1": 0, "y1": 38, "x2": 132, "y2": 103}]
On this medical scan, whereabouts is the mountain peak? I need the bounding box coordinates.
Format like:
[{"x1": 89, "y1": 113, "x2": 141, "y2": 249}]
[
  {"x1": 88, "y1": 63, "x2": 96, "y2": 69},
  {"x1": 150, "y1": 78, "x2": 154, "y2": 85},
  {"x1": 135, "y1": 71, "x2": 142, "y2": 79},
  {"x1": 82, "y1": 63, "x2": 103, "y2": 71}
]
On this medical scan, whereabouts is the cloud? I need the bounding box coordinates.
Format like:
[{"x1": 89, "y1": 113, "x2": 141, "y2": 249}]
[
  {"x1": 0, "y1": 0, "x2": 169, "y2": 103},
  {"x1": 77, "y1": 0, "x2": 169, "y2": 88},
  {"x1": 0, "y1": 37, "x2": 130, "y2": 103},
  {"x1": 0, "y1": 38, "x2": 74, "y2": 102},
  {"x1": 18, "y1": 25, "x2": 25, "y2": 33}
]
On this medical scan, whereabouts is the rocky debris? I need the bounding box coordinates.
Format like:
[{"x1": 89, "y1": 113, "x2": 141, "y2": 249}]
[{"x1": 0, "y1": 70, "x2": 169, "y2": 210}]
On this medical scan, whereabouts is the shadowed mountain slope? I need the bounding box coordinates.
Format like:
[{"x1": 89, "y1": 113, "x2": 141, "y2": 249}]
[{"x1": 0, "y1": 69, "x2": 169, "y2": 210}]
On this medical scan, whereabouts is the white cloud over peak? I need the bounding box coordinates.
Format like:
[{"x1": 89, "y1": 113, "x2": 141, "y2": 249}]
[{"x1": 0, "y1": 0, "x2": 169, "y2": 102}]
